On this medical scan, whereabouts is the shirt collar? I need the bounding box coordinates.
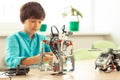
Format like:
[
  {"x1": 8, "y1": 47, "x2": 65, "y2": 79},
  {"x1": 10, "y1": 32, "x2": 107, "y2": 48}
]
[{"x1": 18, "y1": 31, "x2": 36, "y2": 41}]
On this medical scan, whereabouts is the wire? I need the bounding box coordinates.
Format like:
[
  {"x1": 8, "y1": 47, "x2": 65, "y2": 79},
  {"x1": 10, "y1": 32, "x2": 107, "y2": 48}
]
[
  {"x1": 0, "y1": 72, "x2": 12, "y2": 80},
  {"x1": 62, "y1": 25, "x2": 66, "y2": 34},
  {"x1": 51, "y1": 25, "x2": 59, "y2": 36},
  {"x1": 50, "y1": 25, "x2": 60, "y2": 59}
]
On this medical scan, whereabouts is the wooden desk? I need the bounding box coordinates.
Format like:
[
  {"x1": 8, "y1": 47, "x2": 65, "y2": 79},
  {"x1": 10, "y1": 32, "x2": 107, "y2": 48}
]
[{"x1": 5, "y1": 59, "x2": 119, "y2": 80}]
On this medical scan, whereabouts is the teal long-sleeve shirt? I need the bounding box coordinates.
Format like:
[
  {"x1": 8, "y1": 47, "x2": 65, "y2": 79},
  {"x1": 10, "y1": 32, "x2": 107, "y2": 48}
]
[{"x1": 5, "y1": 31, "x2": 51, "y2": 68}]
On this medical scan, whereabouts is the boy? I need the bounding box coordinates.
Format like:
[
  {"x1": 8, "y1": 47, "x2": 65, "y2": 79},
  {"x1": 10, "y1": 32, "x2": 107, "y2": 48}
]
[{"x1": 5, "y1": 2, "x2": 52, "y2": 68}]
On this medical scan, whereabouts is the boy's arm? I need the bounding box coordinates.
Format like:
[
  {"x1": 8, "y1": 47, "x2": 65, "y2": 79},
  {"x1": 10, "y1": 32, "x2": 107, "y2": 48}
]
[
  {"x1": 5, "y1": 36, "x2": 25, "y2": 68},
  {"x1": 21, "y1": 54, "x2": 53, "y2": 66}
]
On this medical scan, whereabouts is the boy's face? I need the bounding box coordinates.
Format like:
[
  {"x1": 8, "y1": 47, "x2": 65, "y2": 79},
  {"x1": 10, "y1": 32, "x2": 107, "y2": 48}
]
[{"x1": 23, "y1": 18, "x2": 43, "y2": 34}]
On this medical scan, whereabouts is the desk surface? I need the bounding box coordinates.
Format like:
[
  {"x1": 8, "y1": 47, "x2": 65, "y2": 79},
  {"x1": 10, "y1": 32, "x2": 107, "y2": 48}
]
[{"x1": 4, "y1": 60, "x2": 120, "y2": 80}]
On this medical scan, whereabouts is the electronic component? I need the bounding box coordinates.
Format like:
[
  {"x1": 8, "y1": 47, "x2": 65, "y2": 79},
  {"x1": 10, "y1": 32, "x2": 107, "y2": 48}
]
[
  {"x1": 5, "y1": 65, "x2": 30, "y2": 76},
  {"x1": 39, "y1": 25, "x2": 75, "y2": 75},
  {"x1": 95, "y1": 48, "x2": 120, "y2": 72}
]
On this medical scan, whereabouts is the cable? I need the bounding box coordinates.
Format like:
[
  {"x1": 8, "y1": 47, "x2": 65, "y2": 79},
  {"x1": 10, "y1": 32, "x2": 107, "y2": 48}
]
[
  {"x1": 50, "y1": 25, "x2": 60, "y2": 59},
  {"x1": 62, "y1": 25, "x2": 66, "y2": 34},
  {"x1": 51, "y1": 25, "x2": 59, "y2": 36},
  {"x1": 0, "y1": 72, "x2": 12, "y2": 80}
]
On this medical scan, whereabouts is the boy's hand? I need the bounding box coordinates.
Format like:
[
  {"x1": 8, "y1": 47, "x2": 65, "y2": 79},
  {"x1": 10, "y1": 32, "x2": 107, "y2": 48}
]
[
  {"x1": 42, "y1": 54, "x2": 53, "y2": 62},
  {"x1": 42, "y1": 52, "x2": 66, "y2": 62}
]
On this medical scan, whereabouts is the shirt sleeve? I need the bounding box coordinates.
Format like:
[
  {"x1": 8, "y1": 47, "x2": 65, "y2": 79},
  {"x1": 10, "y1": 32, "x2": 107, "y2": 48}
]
[{"x1": 5, "y1": 35, "x2": 25, "y2": 68}]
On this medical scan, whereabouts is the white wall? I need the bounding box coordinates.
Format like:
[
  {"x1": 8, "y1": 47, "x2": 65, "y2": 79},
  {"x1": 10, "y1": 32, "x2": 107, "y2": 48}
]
[
  {"x1": 0, "y1": 0, "x2": 94, "y2": 33},
  {"x1": 94, "y1": 0, "x2": 120, "y2": 46},
  {"x1": 1, "y1": 0, "x2": 120, "y2": 45},
  {"x1": 0, "y1": 23, "x2": 23, "y2": 35}
]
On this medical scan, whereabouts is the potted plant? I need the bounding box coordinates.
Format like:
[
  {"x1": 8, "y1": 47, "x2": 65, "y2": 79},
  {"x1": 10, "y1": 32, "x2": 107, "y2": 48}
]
[{"x1": 62, "y1": 6, "x2": 83, "y2": 31}]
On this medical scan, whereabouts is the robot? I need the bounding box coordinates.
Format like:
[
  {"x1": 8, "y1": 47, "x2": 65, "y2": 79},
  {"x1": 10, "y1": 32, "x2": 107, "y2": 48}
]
[
  {"x1": 95, "y1": 48, "x2": 120, "y2": 73},
  {"x1": 39, "y1": 25, "x2": 75, "y2": 75}
]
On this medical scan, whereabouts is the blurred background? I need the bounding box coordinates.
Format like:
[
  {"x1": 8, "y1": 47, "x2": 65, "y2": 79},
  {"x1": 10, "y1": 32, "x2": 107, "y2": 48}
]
[
  {"x1": 0, "y1": 0, "x2": 120, "y2": 44},
  {"x1": 0, "y1": 0, "x2": 120, "y2": 63}
]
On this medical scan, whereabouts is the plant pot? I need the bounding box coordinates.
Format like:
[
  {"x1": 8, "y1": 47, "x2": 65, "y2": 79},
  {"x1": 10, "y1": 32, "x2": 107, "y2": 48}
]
[
  {"x1": 39, "y1": 24, "x2": 47, "y2": 32},
  {"x1": 69, "y1": 21, "x2": 79, "y2": 31}
]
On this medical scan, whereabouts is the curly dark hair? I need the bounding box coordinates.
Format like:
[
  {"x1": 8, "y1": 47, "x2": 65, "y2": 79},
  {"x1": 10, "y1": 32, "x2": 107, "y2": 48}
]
[{"x1": 20, "y1": 2, "x2": 45, "y2": 23}]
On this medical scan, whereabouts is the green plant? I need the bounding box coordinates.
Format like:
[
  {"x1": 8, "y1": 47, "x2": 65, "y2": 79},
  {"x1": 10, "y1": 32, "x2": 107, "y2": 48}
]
[{"x1": 62, "y1": 6, "x2": 83, "y2": 22}]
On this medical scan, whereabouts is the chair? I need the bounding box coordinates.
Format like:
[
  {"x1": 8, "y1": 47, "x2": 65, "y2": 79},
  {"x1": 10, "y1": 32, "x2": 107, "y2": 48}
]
[{"x1": 92, "y1": 40, "x2": 116, "y2": 49}]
